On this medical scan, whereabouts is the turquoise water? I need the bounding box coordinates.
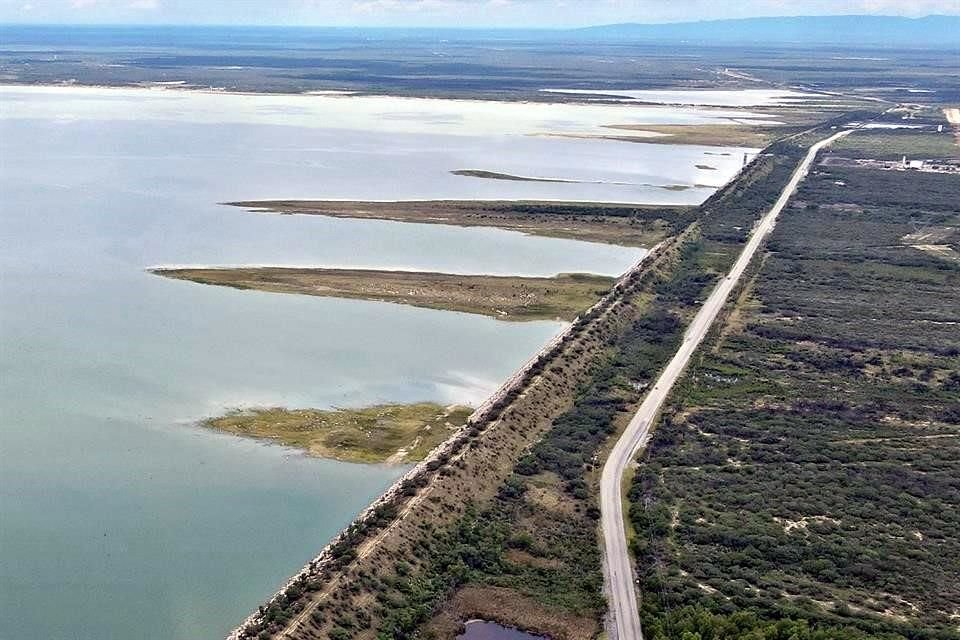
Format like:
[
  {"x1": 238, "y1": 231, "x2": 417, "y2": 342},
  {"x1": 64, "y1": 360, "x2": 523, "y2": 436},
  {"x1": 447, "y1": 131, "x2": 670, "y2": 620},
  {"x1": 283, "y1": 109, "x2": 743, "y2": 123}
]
[{"x1": 0, "y1": 90, "x2": 645, "y2": 639}]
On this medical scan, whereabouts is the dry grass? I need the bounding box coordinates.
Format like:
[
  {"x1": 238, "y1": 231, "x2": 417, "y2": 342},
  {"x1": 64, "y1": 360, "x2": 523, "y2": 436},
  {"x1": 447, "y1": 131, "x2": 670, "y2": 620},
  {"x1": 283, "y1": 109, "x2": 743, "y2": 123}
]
[{"x1": 524, "y1": 471, "x2": 579, "y2": 516}]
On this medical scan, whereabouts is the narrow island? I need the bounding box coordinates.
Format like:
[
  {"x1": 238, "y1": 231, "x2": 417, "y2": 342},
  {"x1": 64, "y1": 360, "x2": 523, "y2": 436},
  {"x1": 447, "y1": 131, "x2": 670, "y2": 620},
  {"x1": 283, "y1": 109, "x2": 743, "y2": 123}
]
[
  {"x1": 227, "y1": 199, "x2": 685, "y2": 247},
  {"x1": 450, "y1": 169, "x2": 576, "y2": 183},
  {"x1": 151, "y1": 267, "x2": 615, "y2": 321},
  {"x1": 203, "y1": 403, "x2": 472, "y2": 463},
  {"x1": 451, "y1": 169, "x2": 677, "y2": 188}
]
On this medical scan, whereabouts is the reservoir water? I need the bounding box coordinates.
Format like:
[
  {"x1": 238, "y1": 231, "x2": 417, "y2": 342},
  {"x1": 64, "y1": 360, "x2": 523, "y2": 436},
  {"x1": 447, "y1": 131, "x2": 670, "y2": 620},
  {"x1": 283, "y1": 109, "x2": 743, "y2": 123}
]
[{"x1": 0, "y1": 86, "x2": 753, "y2": 638}]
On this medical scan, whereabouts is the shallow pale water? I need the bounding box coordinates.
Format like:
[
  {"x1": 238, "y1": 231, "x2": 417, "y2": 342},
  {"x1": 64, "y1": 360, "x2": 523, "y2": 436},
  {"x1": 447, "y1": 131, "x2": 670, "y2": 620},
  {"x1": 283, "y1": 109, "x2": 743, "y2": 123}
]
[
  {"x1": 0, "y1": 85, "x2": 758, "y2": 204},
  {"x1": 0, "y1": 87, "x2": 757, "y2": 639}
]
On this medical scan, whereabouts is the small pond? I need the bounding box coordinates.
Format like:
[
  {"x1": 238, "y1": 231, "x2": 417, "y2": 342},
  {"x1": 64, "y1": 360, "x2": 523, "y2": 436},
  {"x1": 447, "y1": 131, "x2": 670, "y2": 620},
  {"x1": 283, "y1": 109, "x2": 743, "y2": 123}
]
[{"x1": 457, "y1": 619, "x2": 549, "y2": 640}]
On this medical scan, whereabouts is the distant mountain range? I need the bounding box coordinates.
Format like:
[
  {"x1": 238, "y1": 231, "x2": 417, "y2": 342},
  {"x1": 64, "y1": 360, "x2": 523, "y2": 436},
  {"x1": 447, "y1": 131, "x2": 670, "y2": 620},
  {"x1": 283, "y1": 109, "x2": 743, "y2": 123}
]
[
  {"x1": 1, "y1": 15, "x2": 957, "y2": 49},
  {"x1": 571, "y1": 15, "x2": 960, "y2": 47}
]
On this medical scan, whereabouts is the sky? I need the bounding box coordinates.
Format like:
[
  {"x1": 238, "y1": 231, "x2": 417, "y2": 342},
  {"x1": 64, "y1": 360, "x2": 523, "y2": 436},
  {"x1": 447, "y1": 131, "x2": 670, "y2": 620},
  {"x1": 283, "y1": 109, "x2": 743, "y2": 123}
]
[{"x1": 1, "y1": 0, "x2": 958, "y2": 28}]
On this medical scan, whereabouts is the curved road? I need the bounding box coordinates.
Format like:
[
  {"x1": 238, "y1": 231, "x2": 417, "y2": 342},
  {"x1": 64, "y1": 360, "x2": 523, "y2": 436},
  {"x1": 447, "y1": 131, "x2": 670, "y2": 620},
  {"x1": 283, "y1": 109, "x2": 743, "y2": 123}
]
[{"x1": 599, "y1": 129, "x2": 852, "y2": 640}]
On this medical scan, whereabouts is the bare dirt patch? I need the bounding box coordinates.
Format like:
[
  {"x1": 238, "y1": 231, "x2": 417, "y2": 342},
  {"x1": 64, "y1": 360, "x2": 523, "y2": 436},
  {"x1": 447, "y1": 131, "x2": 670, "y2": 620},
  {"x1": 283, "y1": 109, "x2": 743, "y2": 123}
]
[{"x1": 773, "y1": 515, "x2": 841, "y2": 534}]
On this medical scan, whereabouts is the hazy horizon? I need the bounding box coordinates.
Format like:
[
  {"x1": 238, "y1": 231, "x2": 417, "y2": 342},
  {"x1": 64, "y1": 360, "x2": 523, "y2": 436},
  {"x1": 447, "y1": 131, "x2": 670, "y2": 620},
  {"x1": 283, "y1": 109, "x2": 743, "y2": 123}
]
[
  {"x1": 0, "y1": 13, "x2": 957, "y2": 30},
  {"x1": 1, "y1": 0, "x2": 959, "y2": 28}
]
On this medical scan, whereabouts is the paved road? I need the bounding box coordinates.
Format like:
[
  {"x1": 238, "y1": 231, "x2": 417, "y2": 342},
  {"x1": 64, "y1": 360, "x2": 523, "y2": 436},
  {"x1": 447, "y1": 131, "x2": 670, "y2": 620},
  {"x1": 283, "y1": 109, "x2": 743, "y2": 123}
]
[{"x1": 599, "y1": 129, "x2": 852, "y2": 640}]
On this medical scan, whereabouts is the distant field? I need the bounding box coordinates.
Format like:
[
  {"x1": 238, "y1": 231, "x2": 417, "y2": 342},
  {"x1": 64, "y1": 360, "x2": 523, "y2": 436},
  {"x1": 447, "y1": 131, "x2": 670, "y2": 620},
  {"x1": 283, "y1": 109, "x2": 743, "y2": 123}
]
[
  {"x1": 2, "y1": 25, "x2": 954, "y2": 103},
  {"x1": 832, "y1": 127, "x2": 960, "y2": 160}
]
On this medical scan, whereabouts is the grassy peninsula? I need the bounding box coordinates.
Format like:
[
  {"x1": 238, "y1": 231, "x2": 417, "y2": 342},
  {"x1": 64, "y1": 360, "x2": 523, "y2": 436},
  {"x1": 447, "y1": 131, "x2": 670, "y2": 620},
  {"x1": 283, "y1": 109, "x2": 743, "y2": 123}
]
[
  {"x1": 204, "y1": 403, "x2": 472, "y2": 463},
  {"x1": 152, "y1": 267, "x2": 615, "y2": 321},
  {"x1": 227, "y1": 199, "x2": 685, "y2": 247}
]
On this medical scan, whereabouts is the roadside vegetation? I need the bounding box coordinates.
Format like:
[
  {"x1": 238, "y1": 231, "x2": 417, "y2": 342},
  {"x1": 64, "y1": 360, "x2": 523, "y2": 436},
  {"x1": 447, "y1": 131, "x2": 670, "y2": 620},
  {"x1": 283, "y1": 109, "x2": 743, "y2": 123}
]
[
  {"x1": 203, "y1": 404, "x2": 472, "y2": 464},
  {"x1": 629, "y1": 125, "x2": 960, "y2": 640},
  {"x1": 153, "y1": 268, "x2": 615, "y2": 322}
]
